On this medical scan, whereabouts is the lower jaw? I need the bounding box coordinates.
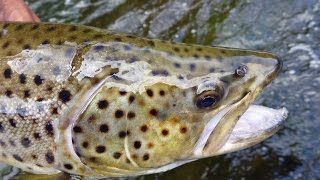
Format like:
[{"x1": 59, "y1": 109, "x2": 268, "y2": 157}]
[{"x1": 210, "y1": 105, "x2": 288, "y2": 156}]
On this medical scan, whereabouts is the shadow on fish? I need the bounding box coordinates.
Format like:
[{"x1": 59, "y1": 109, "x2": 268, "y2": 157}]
[{"x1": 0, "y1": 22, "x2": 288, "y2": 178}]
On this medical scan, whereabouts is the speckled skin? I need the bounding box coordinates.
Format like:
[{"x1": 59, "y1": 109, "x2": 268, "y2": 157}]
[{"x1": 0, "y1": 22, "x2": 281, "y2": 177}]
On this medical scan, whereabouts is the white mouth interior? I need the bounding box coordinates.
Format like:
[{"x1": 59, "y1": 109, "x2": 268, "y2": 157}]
[
  {"x1": 194, "y1": 105, "x2": 288, "y2": 157},
  {"x1": 215, "y1": 105, "x2": 288, "y2": 155}
]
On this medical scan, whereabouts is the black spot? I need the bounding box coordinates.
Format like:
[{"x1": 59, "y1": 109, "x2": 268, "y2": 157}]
[
  {"x1": 59, "y1": 90, "x2": 72, "y2": 103},
  {"x1": 45, "y1": 151, "x2": 55, "y2": 164},
  {"x1": 23, "y1": 44, "x2": 31, "y2": 49},
  {"x1": 96, "y1": 145, "x2": 106, "y2": 153},
  {"x1": 180, "y1": 127, "x2": 187, "y2": 133},
  {"x1": 73, "y1": 126, "x2": 82, "y2": 133},
  {"x1": 69, "y1": 26, "x2": 77, "y2": 32},
  {"x1": 42, "y1": 40, "x2": 50, "y2": 45},
  {"x1": 31, "y1": 155, "x2": 37, "y2": 159},
  {"x1": 193, "y1": 54, "x2": 200, "y2": 59},
  {"x1": 174, "y1": 63, "x2": 181, "y2": 68},
  {"x1": 9, "y1": 118, "x2": 17, "y2": 127},
  {"x1": 146, "y1": 89, "x2": 153, "y2": 97},
  {"x1": 31, "y1": 24, "x2": 39, "y2": 30},
  {"x1": 97, "y1": 100, "x2": 108, "y2": 109},
  {"x1": 149, "y1": 109, "x2": 158, "y2": 116},
  {"x1": 178, "y1": 75, "x2": 184, "y2": 80},
  {"x1": 3, "y1": 68, "x2": 12, "y2": 78},
  {"x1": 143, "y1": 153, "x2": 149, "y2": 161},
  {"x1": 162, "y1": 129, "x2": 169, "y2": 136},
  {"x1": 83, "y1": 29, "x2": 91, "y2": 33},
  {"x1": 82, "y1": 141, "x2": 89, "y2": 148},
  {"x1": 34, "y1": 75, "x2": 44, "y2": 85},
  {"x1": 115, "y1": 110, "x2": 124, "y2": 118},
  {"x1": 159, "y1": 90, "x2": 165, "y2": 96},
  {"x1": 36, "y1": 164, "x2": 43, "y2": 167},
  {"x1": 151, "y1": 69, "x2": 169, "y2": 76},
  {"x1": 19, "y1": 74, "x2": 26, "y2": 84},
  {"x1": 126, "y1": 35, "x2": 136, "y2": 39},
  {"x1": 119, "y1": 91, "x2": 127, "y2": 96},
  {"x1": 2, "y1": 41, "x2": 10, "y2": 49},
  {"x1": 47, "y1": 86, "x2": 53, "y2": 92},
  {"x1": 148, "y1": 41, "x2": 155, "y2": 47},
  {"x1": 0, "y1": 122, "x2": 4, "y2": 133},
  {"x1": 173, "y1": 47, "x2": 180, "y2": 52},
  {"x1": 134, "y1": 141, "x2": 141, "y2": 149},
  {"x1": 99, "y1": 124, "x2": 109, "y2": 133},
  {"x1": 51, "y1": 107, "x2": 58, "y2": 115},
  {"x1": 190, "y1": 64, "x2": 196, "y2": 71},
  {"x1": 118, "y1": 131, "x2": 127, "y2": 138},
  {"x1": 94, "y1": 45, "x2": 105, "y2": 51},
  {"x1": 113, "y1": 152, "x2": 122, "y2": 159},
  {"x1": 24, "y1": 90, "x2": 30, "y2": 98},
  {"x1": 36, "y1": 98, "x2": 44, "y2": 102},
  {"x1": 21, "y1": 138, "x2": 31, "y2": 148},
  {"x1": 15, "y1": 24, "x2": 24, "y2": 31},
  {"x1": 13, "y1": 154, "x2": 23, "y2": 162},
  {"x1": 64, "y1": 164, "x2": 73, "y2": 170},
  {"x1": 33, "y1": 133, "x2": 41, "y2": 139},
  {"x1": 45, "y1": 122, "x2": 54, "y2": 136},
  {"x1": 114, "y1": 37, "x2": 122, "y2": 42},
  {"x1": 129, "y1": 95, "x2": 135, "y2": 103},
  {"x1": 93, "y1": 34, "x2": 104, "y2": 39},
  {"x1": 5, "y1": 90, "x2": 12, "y2": 97},
  {"x1": 196, "y1": 47, "x2": 203, "y2": 51},
  {"x1": 127, "y1": 111, "x2": 136, "y2": 119},
  {"x1": 140, "y1": 125, "x2": 148, "y2": 132},
  {"x1": 46, "y1": 26, "x2": 56, "y2": 32}
]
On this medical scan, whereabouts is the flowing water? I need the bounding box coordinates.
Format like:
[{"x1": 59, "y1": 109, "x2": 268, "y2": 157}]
[{"x1": 2, "y1": 0, "x2": 320, "y2": 179}]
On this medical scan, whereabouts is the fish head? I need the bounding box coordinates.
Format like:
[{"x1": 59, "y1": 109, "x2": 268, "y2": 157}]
[{"x1": 70, "y1": 42, "x2": 287, "y2": 176}]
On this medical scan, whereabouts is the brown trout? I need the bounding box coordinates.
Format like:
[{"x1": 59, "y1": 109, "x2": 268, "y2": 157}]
[{"x1": 0, "y1": 22, "x2": 287, "y2": 178}]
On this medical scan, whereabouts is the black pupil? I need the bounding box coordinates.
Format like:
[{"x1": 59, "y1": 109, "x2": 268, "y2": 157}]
[{"x1": 201, "y1": 97, "x2": 216, "y2": 108}]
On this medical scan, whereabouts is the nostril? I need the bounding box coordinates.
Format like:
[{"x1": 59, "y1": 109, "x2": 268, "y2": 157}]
[{"x1": 234, "y1": 64, "x2": 248, "y2": 77}]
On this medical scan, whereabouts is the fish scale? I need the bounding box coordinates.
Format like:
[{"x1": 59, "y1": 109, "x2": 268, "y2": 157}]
[{"x1": 0, "y1": 22, "x2": 284, "y2": 177}]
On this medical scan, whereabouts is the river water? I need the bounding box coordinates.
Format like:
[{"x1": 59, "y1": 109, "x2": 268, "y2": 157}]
[{"x1": 2, "y1": 0, "x2": 320, "y2": 179}]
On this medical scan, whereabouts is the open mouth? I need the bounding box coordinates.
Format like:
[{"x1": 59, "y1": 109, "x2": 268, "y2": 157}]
[
  {"x1": 213, "y1": 105, "x2": 288, "y2": 155},
  {"x1": 194, "y1": 103, "x2": 288, "y2": 157}
]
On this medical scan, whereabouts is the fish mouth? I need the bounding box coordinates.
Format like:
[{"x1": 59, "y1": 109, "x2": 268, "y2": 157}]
[{"x1": 212, "y1": 105, "x2": 288, "y2": 155}]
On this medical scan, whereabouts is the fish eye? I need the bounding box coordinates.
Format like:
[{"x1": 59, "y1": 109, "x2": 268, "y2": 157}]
[{"x1": 195, "y1": 90, "x2": 224, "y2": 109}]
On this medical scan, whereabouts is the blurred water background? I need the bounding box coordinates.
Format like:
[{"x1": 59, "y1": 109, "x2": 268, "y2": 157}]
[{"x1": 2, "y1": 0, "x2": 320, "y2": 179}]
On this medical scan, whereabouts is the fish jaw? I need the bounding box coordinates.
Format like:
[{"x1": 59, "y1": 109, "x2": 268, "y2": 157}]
[
  {"x1": 195, "y1": 55, "x2": 286, "y2": 157},
  {"x1": 213, "y1": 105, "x2": 288, "y2": 155}
]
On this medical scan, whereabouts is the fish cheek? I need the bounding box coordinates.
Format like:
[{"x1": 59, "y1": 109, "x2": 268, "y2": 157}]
[
  {"x1": 123, "y1": 83, "x2": 204, "y2": 168},
  {"x1": 71, "y1": 86, "x2": 141, "y2": 175}
]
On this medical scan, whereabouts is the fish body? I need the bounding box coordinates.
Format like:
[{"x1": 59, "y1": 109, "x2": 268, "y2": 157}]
[{"x1": 0, "y1": 23, "x2": 287, "y2": 177}]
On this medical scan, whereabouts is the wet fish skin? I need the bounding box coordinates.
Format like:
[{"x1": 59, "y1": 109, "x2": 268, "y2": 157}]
[{"x1": 0, "y1": 22, "x2": 282, "y2": 177}]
